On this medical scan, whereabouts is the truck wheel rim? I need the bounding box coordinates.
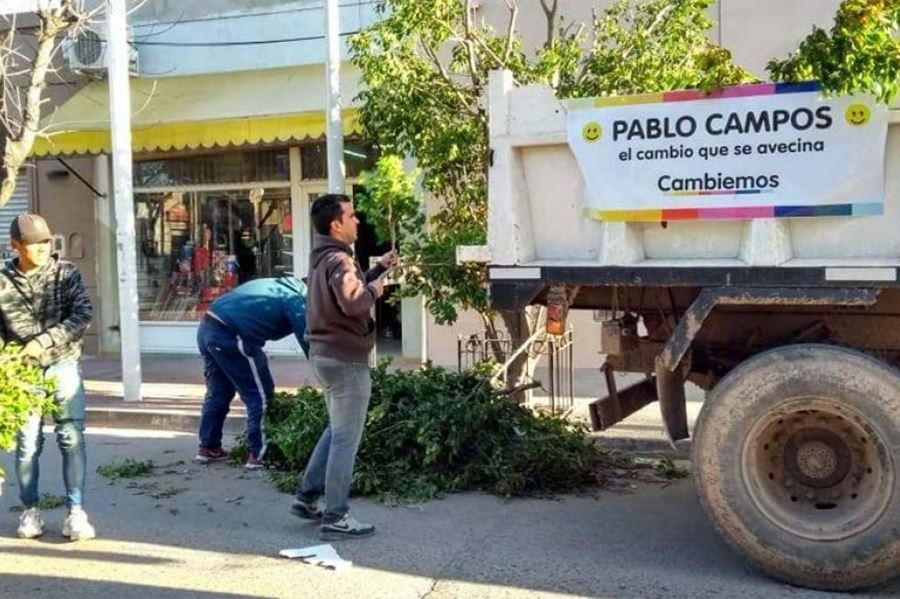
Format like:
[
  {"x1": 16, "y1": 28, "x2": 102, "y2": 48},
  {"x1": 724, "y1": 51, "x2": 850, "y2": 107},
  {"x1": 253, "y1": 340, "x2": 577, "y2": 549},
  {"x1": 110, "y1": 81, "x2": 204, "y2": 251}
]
[{"x1": 741, "y1": 398, "x2": 893, "y2": 541}]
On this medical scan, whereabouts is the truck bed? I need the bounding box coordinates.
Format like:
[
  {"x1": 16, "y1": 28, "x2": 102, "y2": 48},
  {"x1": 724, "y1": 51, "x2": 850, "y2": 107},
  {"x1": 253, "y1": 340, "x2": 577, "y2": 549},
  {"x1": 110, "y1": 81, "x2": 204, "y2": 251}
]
[{"x1": 486, "y1": 72, "x2": 900, "y2": 273}]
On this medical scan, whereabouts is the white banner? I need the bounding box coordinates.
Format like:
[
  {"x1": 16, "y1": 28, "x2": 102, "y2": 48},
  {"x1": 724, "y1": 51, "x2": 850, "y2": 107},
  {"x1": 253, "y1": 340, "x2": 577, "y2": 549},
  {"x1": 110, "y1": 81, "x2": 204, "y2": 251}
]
[{"x1": 566, "y1": 83, "x2": 888, "y2": 221}]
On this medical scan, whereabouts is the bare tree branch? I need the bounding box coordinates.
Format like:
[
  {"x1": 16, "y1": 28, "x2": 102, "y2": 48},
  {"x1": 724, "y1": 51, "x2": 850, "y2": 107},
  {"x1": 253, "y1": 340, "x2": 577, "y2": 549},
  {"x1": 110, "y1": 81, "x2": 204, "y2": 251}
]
[
  {"x1": 618, "y1": 4, "x2": 675, "y2": 63},
  {"x1": 462, "y1": 0, "x2": 481, "y2": 88},
  {"x1": 539, "y1": 0, "x2": 558, "y2": 47},
  {"x1": 503, "y1": 0, "x2": 518, "y2": 63},
  {"x1": 421, "y1": 39, "x2": 452, "y2": 84},
  {"x1": 1, "y1": 0, "x2": 85, "y2": 206},
  {"x1": 419, "y1": 39, "x2": 481, "y2": 116},
  {"x1": 469, "y1": 30, "x2": 506, "y2": 69}
]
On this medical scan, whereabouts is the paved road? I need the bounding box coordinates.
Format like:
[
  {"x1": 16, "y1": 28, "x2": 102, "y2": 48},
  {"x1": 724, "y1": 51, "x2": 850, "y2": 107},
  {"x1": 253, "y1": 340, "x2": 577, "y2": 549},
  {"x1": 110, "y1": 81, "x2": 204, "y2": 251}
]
[{"x1": 0, "y1": 427, "x2": 897, "y2": 599}]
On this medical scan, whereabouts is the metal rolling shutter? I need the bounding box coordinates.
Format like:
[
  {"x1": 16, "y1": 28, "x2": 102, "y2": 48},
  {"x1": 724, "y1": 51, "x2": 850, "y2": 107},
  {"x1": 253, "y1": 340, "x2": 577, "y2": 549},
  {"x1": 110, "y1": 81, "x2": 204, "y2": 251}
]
[{"x1": 0, "y1": 173, "x2": 30, "y2": 259}]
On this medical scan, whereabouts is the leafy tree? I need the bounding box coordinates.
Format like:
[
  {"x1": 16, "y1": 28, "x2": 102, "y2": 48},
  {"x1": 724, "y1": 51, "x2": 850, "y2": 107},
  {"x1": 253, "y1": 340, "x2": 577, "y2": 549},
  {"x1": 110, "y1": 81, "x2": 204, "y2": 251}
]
[
  {"x1": 768, "y1": 0, "x2": 900, "y2": 103},
  {"x1": 350, "y1": 0, "x2": 752, "y2": 384},
  {"x1": 351, "y1": 0, "x2": 898, "y2": 392}
]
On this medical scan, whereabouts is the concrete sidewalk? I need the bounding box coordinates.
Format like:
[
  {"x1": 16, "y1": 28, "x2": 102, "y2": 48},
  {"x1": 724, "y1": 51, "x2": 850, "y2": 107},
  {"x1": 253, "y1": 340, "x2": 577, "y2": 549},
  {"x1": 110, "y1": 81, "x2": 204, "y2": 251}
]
[{"x1": 81, "y1": 355, "x2": 701, "y2": 454}]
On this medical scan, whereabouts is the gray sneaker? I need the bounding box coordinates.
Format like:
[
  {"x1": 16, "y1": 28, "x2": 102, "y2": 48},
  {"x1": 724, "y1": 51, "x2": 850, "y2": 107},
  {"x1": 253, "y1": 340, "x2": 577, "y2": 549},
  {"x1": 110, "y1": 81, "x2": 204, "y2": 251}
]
[
  {"x1": 17, "y1": 508, "x2": 44, "y2": 539},
  {"x1": 290, "y1": 497, "x2": 324, "y2": 521},
  {"x1": 319, "y1": 513, "x2": 375, "y2": 541},
  {"x1": 62, "y1": 508, "x2": 96, "y2": 541}
]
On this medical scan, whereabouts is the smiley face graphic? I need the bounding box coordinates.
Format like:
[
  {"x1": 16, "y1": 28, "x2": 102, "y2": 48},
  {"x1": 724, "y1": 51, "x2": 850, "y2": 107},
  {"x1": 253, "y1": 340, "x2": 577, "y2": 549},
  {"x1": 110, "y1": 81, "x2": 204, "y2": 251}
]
[
  {"x1": 582, "y1": 121, "x2": 602, "y2": 143},
  {"x1": 845, "y1": 103, "x2": 871, "y2": 127}
]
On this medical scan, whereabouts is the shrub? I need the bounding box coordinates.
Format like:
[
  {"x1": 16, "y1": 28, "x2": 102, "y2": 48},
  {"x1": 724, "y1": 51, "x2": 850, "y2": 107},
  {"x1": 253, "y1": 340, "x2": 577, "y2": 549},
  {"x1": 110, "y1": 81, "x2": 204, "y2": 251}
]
[{"x1": 245, "y1": 362, "x2": 619, "y2": 503}]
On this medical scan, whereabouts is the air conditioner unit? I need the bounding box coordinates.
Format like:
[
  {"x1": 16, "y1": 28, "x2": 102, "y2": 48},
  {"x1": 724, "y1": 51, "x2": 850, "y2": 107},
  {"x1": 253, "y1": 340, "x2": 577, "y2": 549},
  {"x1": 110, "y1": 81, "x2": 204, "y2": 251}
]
[{"x1": 63, "y1": 26, "x2": 139, "y2": 76}]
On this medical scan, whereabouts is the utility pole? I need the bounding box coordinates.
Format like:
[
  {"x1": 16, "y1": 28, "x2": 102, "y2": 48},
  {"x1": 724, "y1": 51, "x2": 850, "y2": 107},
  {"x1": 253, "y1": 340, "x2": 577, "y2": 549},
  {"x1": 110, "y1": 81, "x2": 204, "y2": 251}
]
[
  {"x1": 324, "y1": 0, "x2": 345, "y2": 194},
  {"x1": 106, "y1": 0, "x2": 142, "y2": 401}
]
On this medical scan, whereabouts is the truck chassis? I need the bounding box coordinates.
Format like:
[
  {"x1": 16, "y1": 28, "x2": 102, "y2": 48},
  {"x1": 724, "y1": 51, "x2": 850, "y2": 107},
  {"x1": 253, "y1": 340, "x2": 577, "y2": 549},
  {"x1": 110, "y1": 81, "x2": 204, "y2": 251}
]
[{"x1": 490, "y1": 264, "x2": 900, "y2": 590}]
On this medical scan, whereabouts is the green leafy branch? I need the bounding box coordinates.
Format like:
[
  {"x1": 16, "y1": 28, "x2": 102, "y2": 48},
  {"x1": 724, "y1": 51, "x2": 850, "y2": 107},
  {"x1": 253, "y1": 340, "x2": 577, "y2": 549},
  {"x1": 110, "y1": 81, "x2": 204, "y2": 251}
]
[
  {"x1": 243, "y1": 362, "x2": 624, "y2": 502},
  {"x1": 0, "y1": 345, "x2": 58, "y2": 481}
]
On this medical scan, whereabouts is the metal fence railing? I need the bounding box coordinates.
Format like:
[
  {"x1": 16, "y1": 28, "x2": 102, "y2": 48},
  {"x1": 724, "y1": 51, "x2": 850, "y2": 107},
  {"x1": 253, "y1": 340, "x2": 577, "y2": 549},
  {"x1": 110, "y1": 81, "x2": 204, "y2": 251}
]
[{"x1": 457, "y1": 328, "x2": 574, "y2": 414}]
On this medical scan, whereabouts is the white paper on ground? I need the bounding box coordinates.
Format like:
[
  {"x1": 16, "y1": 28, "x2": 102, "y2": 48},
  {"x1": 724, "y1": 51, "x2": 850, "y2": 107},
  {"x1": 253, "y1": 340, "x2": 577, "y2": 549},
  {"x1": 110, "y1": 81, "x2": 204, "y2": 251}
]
[{"x1": 279, "y1": 544, "x2": 352, "y2": 571}]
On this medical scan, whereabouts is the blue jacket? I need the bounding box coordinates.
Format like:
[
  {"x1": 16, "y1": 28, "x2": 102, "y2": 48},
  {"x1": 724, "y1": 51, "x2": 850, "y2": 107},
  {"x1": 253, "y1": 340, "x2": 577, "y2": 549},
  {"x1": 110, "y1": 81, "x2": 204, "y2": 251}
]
[{"x1": 208, "y1": 277, "x2": 309, "y2": 356}]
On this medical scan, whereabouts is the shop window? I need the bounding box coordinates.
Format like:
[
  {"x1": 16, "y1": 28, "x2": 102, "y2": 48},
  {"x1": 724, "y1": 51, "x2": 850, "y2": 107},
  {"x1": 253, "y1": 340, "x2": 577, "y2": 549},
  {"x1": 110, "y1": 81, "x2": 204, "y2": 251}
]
[
  {"x1": 300, "y1": 142, "x2": 377, "y2": 180},
  {"x1": 134, "y1": 149, "x2": 289, "y2": 188},
  {"x1": 135, "y1": 188, "x2": 292, "y2": 321}
]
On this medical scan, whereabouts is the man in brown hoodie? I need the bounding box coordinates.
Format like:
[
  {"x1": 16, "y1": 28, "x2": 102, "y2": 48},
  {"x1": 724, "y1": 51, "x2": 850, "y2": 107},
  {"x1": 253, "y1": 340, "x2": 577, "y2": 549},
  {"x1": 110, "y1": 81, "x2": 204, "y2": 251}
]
[{"x1": 291, "y1": 193, "x2": 395, "y2": 540}]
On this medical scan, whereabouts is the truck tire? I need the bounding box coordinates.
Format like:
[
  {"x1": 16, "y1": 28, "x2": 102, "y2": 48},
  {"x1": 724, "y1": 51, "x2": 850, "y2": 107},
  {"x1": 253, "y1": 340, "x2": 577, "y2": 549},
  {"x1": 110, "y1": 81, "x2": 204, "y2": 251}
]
[{"x1": 693, "y1": 344, "x2": 900, "y2": 590}]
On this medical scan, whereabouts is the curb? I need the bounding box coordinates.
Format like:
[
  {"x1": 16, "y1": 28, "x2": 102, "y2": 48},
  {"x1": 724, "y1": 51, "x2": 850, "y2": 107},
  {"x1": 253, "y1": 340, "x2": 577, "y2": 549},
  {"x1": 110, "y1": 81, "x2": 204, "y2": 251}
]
[
  {"x1": 86, "y1": 408, "x2": 244, "y2": 435},
  {"x1": 596, "y1": 434, "x2": 691, "y2": 458}
]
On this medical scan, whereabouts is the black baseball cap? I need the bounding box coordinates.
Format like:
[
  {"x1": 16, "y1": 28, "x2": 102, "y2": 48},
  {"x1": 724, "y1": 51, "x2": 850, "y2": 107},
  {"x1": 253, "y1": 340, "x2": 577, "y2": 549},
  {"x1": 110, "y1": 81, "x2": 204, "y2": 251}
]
[{"x1": 10, "y1": 214, "x2": 53, "y2": 244}]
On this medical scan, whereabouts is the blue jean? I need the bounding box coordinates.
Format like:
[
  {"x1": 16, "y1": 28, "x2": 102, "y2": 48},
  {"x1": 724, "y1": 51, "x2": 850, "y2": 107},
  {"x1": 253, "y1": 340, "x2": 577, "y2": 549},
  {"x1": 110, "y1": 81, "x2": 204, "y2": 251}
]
[
  {"x1": 297, "y1": 355, "x2": 371, "y2": 520},
  {"x1": 15, "y1": 361, "x2": 87, "y2": 510},
  {"x1": 197, "y1": 317, "x2": 274, "y2": 459}
]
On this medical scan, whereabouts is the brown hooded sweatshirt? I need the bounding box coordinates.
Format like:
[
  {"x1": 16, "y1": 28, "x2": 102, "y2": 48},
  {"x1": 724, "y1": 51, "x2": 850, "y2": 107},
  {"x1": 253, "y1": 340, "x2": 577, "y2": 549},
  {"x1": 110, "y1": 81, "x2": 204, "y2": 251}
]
[{"x1": 305, "y1": 234, "x2": 385, "y2": 363}]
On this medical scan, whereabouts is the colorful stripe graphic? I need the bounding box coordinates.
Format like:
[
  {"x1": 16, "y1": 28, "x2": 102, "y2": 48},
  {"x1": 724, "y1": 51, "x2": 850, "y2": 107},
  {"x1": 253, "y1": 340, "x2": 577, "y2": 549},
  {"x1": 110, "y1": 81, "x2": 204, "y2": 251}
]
[
  {"x1": 584, "y1": 203, "x2": 882, "y2": 222},
  {"x1": 664, "y1": 189, "x2": 775, "y2": 197},
  {"x1": 568, "y1": 81, "x2": 822, "y2": 111}
]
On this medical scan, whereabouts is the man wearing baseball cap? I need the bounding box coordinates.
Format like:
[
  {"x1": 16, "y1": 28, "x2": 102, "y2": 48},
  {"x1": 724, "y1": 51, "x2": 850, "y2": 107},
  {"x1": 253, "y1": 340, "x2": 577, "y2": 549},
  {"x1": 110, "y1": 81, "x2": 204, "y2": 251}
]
[{"x1": 0, "y1": 214, "x2": 95, "y2": 540}]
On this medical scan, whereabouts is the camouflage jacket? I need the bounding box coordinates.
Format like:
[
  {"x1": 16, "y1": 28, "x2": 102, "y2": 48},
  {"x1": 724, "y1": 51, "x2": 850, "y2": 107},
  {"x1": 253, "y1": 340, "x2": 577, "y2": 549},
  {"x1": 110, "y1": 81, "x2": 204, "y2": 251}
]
[{"x1": 0, "y1": 256, "x2": 93, "y2": 367}]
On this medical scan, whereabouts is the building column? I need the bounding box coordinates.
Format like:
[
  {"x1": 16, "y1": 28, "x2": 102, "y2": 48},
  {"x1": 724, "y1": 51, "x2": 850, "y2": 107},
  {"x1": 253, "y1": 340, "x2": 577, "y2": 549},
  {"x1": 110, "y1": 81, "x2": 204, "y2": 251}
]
[{"x1": 401, "y1": 296, "x2": 427, "y2": 363}]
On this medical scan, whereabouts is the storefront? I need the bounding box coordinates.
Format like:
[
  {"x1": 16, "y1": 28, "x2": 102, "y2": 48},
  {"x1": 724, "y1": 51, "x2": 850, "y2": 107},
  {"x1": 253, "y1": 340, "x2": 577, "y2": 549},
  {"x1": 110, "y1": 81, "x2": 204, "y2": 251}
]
[
  {"x1": 129, "y1": 144, "x2": 372, "y2": 353},
  {"x1": 30, "y1": 65, "x2": 382, "y2": 355}
]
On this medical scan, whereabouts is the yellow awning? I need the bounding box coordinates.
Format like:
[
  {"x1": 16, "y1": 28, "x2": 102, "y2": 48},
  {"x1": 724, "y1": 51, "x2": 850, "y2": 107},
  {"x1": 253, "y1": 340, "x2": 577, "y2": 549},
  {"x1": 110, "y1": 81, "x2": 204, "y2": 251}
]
[{"x1": 31, "y1": 64, "x2": 362, "y2": 157}]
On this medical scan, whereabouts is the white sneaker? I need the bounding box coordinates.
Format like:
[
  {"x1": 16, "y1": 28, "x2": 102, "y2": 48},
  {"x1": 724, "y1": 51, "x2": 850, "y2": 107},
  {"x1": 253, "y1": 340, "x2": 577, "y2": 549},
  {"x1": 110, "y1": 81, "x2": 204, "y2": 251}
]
[
  {"x1": 62, "y1": 508, "x2": 96, "y2": 541},
  {"x1": 17, "y1": 508, "x2": 44, "y2": 539}
]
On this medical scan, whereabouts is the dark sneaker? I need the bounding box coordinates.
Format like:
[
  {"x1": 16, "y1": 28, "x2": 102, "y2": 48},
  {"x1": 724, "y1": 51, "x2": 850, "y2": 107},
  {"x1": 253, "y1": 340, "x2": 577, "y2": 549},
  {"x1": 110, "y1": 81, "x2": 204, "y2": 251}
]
[
  {"x1": 244, "y1": 455, "x2": 264, "y2": 471},
  {"x1": 194, "y1": 447, "x2": 229, "y2": 463},
  {"x1": 290, "y1": 497, "x2": 324, "y2": 521},
  {"x1": 319, "y1": 513, "x2": 375, "y2": 541}
]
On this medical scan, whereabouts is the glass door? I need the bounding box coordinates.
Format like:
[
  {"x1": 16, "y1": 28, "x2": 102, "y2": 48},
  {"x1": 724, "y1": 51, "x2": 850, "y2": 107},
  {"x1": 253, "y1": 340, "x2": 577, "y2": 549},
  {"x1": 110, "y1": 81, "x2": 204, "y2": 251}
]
[{"x1": 290, "y1": 184, "x2": 331, "y2": 279}]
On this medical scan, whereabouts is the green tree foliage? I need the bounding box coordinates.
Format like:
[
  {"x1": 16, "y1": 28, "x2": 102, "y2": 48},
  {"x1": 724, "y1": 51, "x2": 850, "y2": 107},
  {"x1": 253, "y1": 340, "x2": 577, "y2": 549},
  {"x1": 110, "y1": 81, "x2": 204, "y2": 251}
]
[
  {"x1": 356, "y1": 154, "x2": 423, "y2": 249},
  {"x1": 0, "y1": 346, "x2": 57, "y2": 482},
  {"x1": 769, "y1": 0, "x2": 900, "y2": 103},
  {"x1": 349, "y1": 0, "x2": 752, "y2": 326},
  {"x1": 575, "y1": 0, "x2": 755, "y2": 97}
]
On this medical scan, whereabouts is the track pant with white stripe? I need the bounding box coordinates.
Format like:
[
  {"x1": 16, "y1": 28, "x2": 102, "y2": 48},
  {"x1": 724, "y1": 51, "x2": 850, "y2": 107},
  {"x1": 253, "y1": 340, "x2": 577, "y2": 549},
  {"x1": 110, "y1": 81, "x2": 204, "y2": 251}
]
[{"x1": 197, "y1": 317, "x2": 274, "y2": 459}]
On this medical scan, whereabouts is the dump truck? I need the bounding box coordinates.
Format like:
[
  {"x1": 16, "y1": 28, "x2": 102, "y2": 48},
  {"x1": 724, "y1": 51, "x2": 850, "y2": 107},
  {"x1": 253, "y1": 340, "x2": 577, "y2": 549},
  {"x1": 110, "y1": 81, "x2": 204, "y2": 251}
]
[{"x1": 472, "y1": 70, "x2": 900, "y2": 591}]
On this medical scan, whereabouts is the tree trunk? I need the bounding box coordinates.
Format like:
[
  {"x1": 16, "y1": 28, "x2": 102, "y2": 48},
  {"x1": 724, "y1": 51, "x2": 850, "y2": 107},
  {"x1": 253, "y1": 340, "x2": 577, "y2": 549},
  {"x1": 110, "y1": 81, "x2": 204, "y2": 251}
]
[{"x1": 498, "y1": 307, "x2": 539, "y2": 403}]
